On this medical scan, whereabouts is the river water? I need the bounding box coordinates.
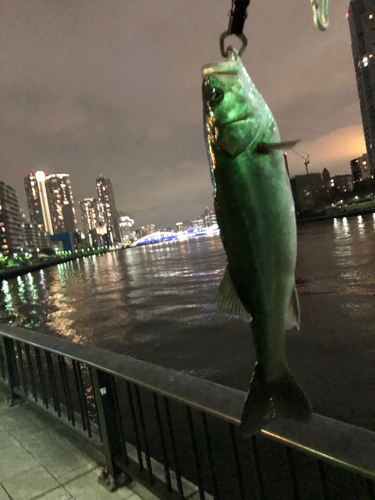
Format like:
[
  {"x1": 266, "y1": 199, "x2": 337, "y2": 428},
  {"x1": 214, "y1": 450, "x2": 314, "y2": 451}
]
[{"x1": 1, "y1": 214, "x2": 375, "y2": 429}]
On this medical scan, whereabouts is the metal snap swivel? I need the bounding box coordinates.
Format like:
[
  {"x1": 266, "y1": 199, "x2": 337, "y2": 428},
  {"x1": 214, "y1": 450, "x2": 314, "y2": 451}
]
[{"x1": 219, "y1": 31, "x2": 248, "y2": 58}]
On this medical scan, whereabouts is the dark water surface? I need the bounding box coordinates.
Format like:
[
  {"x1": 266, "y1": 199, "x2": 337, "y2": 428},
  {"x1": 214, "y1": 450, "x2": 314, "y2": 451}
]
[{"x1": 1, "y1": 214, "x2": 375, "y2": 429}]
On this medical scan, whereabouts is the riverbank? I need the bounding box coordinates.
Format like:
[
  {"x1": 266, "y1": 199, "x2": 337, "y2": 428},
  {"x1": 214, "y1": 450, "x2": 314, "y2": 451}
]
[
  {"x1": 0, "y1": 247, "x2": 119, "y2": 281},
  {"x1": 297, "y1": 205, "x2": 375, "y2": 224}
]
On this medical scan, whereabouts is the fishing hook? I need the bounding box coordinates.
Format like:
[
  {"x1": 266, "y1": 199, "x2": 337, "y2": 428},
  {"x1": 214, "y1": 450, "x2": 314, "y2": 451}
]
[{"x1": 310, "y1": 0, "x2": 329, "y2": 31}]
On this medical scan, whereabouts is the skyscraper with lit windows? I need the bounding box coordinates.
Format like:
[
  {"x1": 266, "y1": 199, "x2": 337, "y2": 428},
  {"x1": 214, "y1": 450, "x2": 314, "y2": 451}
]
[
  {"x1": 24, "y1": 170, "x2": 53, "y2": 234},
  {"x1": 45, "y1": 174, "x2": 77, "y2": 234},
  {"x1": 0, "y1": 181, "x2": 25, "y2": 257},
  {"x1": 348, "y1": 0, "x2": 375, "y2": 176},
  {"x1": 95, "y1": 175, "x2": 120, "y2": 244},
  {"x1": 79, "y1": 198, "x2": 98, "y2": 235}
]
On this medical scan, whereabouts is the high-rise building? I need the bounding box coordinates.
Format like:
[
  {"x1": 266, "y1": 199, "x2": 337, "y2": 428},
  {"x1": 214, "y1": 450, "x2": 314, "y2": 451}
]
[
  {"x1": 79, "y1": 198, "x2": 99, "y2": 236},
  {"x1": 0, "y1": 181, "x2": 25, "y2": 257},
  {"x1": 350, "y1": 153, "x2": 371, "y2": 183},
  {"x1": 46, "y1": 174, "x2": 77, "y2": 234},
  {"x1": 348, "y1": 1, "x2": 375, "y2": 176},
  {"x1": 95, "y1": 175, "x2": 120, "y2": 244},
  {"x1": 19, "y1": 208, "x2": 27, "y2": 223},
  {"x1": 24, "y1": 170, "x2": 53, "y2": 234},
  {"x1": 118, "y1": 212, "x2": 135, "y2": 244}
]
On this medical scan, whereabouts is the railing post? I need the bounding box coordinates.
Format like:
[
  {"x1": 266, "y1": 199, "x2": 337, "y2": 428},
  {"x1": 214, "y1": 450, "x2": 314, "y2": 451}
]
[
  {"x1": 90, "y1": 367, "x2": 130, "y2": 491},
  {"x1": 2, "y1": 337, "x2": 18, "y2": 405}
]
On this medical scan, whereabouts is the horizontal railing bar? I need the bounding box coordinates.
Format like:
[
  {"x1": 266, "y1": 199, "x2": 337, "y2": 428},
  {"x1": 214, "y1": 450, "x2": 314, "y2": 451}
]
[
  {"x1": 1, "y1": 324, "x2": 375, "y2": 481},
  {"x1": 0, "y1": 324, "x2": 244, "y2": 423}
]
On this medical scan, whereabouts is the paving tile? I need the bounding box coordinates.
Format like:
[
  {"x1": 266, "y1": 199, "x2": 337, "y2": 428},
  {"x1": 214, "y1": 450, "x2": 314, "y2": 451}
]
[
  {"x1": 35, "y1": 487, "x2": 73, "y2": 499},
  {"x1": 58, "y1": 461, "x2": 97, "y2": 484},
  {"x1": 0, "y1": 409, "x2": 50, "y2": 442},
  {"x1": 0, "y1": 445, "x2": 39, "y2": 482},
  {"x1": 0, "y1": 428, "x2": 20, "y2": 450},
  {"x1": 2, "y1": 465, "x2": 59, "y2": 500},
  {"x1": 65, "y1": 469, "x2": 140, "y2": 500},
  {"x1": 22, "y1": 431, "x2": 96, "y2": 483},
  {"x1": 0, "y1": 484, "x2": 10, "y2": 500}
]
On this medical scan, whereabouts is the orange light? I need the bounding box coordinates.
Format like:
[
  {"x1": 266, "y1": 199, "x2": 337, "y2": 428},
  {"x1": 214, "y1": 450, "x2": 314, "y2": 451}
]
[{"x1": 346, "y1": 12, "x2": 349, "y2": 18}]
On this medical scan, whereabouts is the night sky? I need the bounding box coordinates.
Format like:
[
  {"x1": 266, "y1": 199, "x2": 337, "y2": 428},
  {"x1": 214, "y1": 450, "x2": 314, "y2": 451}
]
[{"x1": 0, "y1": 1, "x2": 365, "y2": 229}]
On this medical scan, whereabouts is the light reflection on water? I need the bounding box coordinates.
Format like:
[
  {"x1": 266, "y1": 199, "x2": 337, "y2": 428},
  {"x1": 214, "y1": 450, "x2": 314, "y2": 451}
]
[
  {"x1": 1, "y1": 216, "x2": 375, "y2": 428},
  {"x1": 1, "y1": 218, "x2": 374, "y2": 335},
  {"x1": 0, "y1": 217, "x2": 374, "y2": 336}
]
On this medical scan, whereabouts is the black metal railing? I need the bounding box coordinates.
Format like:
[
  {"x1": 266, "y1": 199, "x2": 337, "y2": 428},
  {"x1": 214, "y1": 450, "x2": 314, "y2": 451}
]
[{"x1": 0, "y1": 323, "x2": 374, "y2": 499}]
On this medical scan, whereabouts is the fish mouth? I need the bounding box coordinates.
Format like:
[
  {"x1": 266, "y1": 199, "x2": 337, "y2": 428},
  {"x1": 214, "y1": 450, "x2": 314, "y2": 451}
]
[{"x1": 219, "y1": 116, "x2": 251, "y2": 127}]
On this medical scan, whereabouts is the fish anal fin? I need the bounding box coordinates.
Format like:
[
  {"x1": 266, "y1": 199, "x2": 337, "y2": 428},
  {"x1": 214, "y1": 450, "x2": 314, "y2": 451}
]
[
  {"x1": 217, "y1": 267, "x2": 251, "y2": 322},
  {"x1": 256, "y1": 140, "x2": 300, "y2": 154},
  {"x1": 240, "y1": 364, "x2": 312, "y2": 436},
  {"x1": 286, "y1": 285, "x2": 300, "y2": 330}
]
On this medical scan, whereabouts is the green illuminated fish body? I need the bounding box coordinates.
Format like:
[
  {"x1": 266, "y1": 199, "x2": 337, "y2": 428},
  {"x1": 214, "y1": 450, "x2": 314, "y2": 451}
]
[{"x1": 202, "y1": 48, "x2": 311, "y2": 435}]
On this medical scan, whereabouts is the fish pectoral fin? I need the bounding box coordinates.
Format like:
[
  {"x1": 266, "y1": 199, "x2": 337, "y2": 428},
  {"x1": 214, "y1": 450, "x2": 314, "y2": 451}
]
[
  {"x1": 240, "y1": 364, "x2": 312, "y2": 436},
  {"x1": 217, "y1": 267, "x2": 251, "y2": 322},
  {"x1": 256, "y1": 140, "x2": 300, "y2": 154},
  {"x1": 286, "y1": 284, "x2": 300, "y2": 330}
]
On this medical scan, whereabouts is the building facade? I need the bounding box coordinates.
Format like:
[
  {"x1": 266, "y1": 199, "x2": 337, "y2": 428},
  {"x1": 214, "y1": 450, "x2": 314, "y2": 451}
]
[
  {"x1": 290, "y1": 173, "x2": 327, "y2": 213},
  {"x1": 118, "y1": 212, "x2": 135, "y2": 244},
  {"x1": 0, "y1": 181, "x2": 25, "y2": 257},
  {"x1": 330, "y1": 174, "x2": 354, "y2": 193},
  {"x1": 24, "y1": 170, "x2": 53, "y2": 234},
  {"x1": 46, "y1": 174, "x2": 77, "y2": 234},
  {"x1": 348, "y1": 0, "x2": 375, "y2": 176},
  {"x1": 95, "y1": 176, "x2": 120, "y2": 244},
  {"x1": 191, "y1": 217, "x2": 204, "y2": 227},
  {"x1": 24, "y1": 223, "x2": 52, "y2": 253},
  {"x1": 136, "y1": 224, "x2": 155, "y2": 238},
  {"x1": 350, "y1": 153, "x2": 371, "y2": 183},
  {"x1": 79, "y1": 198, "x2": 98, "y2": 236}
]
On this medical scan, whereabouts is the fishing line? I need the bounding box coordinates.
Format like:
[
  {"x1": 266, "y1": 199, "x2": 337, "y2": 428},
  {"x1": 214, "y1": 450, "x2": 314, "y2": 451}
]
[{"x1": 219, "y1": 0, "x2": 329, "y2": 58}]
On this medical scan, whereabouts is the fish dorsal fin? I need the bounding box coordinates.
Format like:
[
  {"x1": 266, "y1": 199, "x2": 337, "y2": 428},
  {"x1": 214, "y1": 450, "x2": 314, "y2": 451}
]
[
  {"x1": 256, "y1": 140, "x2": 300, "y2": 154},
  {"x1": 285, "y1": 284, "x2": 300, "y2": 330},
  {"x1": 217, "y1": 266, "x2": 252, "y2": 322}
]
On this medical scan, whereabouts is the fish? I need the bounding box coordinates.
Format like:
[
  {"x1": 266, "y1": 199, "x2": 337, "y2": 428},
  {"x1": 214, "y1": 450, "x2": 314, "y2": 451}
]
[{"x1": 201, "y1": 47, "x2": 312, "y2": 436}]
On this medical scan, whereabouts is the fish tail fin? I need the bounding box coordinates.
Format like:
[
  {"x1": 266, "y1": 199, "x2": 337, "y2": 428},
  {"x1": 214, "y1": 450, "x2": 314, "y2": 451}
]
[{"x1": 240, "y1": 364, "x2": 312, "y2": 436}]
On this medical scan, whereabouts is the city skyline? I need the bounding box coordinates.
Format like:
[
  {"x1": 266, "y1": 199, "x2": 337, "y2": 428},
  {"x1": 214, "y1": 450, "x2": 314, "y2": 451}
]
[
  {"x1": 5, "y1": 153, "x2": 372, "y2": 236},
  {"x1": 0, "y1": 1, "x2": 368, "y2": 228}
]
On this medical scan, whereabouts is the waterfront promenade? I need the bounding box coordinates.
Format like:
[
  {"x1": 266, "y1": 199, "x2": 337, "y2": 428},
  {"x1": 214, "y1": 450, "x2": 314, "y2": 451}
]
[{"x1": 0, "y1": 385, "x2": 140, "y2": 500}]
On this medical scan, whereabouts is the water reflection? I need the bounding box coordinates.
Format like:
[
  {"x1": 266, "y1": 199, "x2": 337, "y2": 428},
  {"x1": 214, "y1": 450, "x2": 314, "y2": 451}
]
[
  {"x1": 357, "y1": 215, "x2": 366, "y2": 238},
  {"x1": 1, "y1": 218, "x2": 375, "y2": 350},
  {"x1": 1, "y1": 280, "x2": 14, "y2": 316},
  {"x1": 331, "y1": 214, "x2": 375, "y2": 292}
]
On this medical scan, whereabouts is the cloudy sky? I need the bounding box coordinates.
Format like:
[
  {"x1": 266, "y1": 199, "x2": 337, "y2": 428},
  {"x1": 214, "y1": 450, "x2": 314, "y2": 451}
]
[{"x1": 0, "y1": 1, "x2": 365, "y2": 229}]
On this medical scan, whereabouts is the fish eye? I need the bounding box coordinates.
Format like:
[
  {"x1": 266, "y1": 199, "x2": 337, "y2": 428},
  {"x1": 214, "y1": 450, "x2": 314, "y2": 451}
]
[{"x1": 210, "y1": 88, "x2": 224, "y2": 105}]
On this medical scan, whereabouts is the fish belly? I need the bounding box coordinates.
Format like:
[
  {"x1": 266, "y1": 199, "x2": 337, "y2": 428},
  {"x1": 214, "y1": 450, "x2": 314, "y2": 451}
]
[{"x1": 214, "y1": 146, "x2": 296, "y2": 373}]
